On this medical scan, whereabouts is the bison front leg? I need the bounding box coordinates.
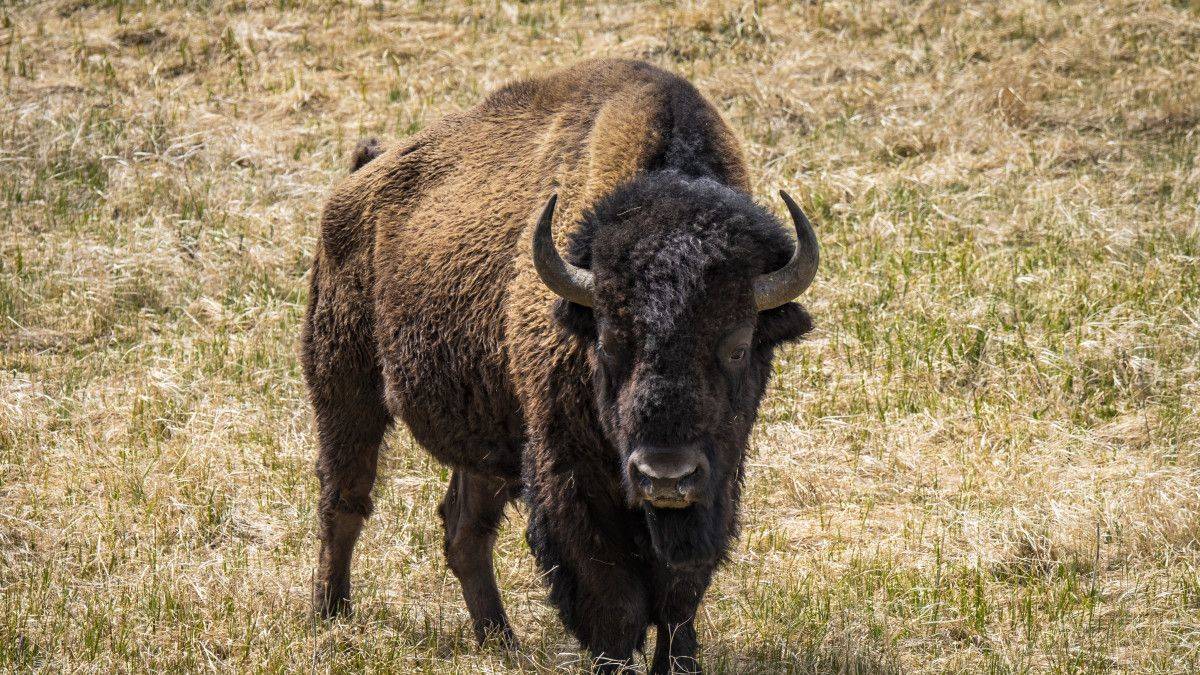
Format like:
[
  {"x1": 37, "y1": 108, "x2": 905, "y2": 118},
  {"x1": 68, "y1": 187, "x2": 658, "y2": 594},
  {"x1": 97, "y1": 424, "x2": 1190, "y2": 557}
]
[
  {"x1": 439, "y1": 470, "x2": 520, "y2": 649},
  {"x1": 648, "y1": 566, "x2": 711, "y2": 674},
  {"x1": 649, "y1": 620, "x2": 700, "y2": 674},
  {"x1": 559, "y1": 562, "x2": 650, "y2": 673},
  {"x1": 527, "y1": 512, "x2": 650, "y2": 672}
]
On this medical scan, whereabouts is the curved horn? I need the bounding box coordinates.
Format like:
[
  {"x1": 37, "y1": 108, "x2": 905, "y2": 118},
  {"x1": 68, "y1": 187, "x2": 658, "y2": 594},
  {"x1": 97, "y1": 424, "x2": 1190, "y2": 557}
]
[
  {"x1": 754, "y1": 190, "x2": 819, "y2": 311},
  {"x1": 530, "y1": 194, "x2": 595, "y2": 307}
]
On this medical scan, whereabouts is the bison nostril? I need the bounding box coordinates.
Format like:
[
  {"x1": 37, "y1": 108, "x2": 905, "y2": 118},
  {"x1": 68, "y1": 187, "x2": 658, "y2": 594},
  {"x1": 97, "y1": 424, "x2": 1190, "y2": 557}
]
[{"x1": 644, "y1": 477, "x2": 684, "y2": 500}]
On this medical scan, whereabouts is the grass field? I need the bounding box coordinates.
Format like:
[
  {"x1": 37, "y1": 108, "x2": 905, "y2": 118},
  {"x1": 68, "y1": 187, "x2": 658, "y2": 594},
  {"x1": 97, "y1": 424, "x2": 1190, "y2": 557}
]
[{"x1": 2, "y1": 0, "x2": 1199, "y2": 672}]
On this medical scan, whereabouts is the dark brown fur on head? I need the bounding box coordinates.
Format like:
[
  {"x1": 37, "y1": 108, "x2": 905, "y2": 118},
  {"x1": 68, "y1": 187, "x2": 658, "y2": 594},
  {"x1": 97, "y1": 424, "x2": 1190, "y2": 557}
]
[{"x1": 301, "y1": 58, "x2": 816, "y2": 672}]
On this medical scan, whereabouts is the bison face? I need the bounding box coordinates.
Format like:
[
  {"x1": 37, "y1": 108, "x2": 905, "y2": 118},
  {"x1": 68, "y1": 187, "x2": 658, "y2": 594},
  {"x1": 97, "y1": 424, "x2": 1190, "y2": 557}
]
[{"x1": 534, "y1": 172, "x2": 817, "y2": 566}]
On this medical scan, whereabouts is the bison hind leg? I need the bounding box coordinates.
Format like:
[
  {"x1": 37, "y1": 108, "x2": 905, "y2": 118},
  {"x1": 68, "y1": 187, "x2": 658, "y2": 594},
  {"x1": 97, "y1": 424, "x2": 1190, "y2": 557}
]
[
  {"x1": 303, "y1": 272, "x2": 392, "y2": 619},
  {"x1": 309, "y1": 373, "x2": 391, "y2": 618},
  {"x1": 439, "y1": 470, "x2": 520, "y2": 649}
]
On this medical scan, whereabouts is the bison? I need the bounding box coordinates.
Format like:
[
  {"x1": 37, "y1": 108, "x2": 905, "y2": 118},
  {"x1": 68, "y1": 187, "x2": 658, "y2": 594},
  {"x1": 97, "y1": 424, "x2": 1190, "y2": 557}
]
[{"x1": 302, "y1": 58, "x2": 818, "y2": 672}]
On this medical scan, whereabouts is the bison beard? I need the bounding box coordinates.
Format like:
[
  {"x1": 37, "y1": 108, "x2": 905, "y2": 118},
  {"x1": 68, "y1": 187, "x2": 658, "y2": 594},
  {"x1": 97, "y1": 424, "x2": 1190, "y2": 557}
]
[
  {"x1": 303, "y1": 59, "x2": 818, "y2": 673},
  {"x1": 642, "y1": 501, "x2": 730, "y2": 569}
]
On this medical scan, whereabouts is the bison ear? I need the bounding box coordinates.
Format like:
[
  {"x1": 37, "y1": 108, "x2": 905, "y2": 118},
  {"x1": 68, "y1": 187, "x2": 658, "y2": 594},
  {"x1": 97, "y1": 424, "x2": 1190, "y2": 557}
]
[
  {"x1": 554, "y1": 298, "x2": 597, "y2": 341},
  {"x1": 755, "y1": 302, "x2": 813, "y2": 348}
]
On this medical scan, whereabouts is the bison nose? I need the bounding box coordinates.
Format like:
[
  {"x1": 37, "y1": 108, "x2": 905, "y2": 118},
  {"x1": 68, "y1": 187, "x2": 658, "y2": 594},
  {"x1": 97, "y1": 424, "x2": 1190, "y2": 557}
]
[{"x1": 627, "y1": 445, "x2": 709, "y2": 508}]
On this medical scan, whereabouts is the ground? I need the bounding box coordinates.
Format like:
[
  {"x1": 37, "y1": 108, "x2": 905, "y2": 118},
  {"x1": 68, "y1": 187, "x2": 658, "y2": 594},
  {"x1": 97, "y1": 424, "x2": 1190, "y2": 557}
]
[{"x1": 1, "y1": 1, "x2": 1198, "y2": 672}]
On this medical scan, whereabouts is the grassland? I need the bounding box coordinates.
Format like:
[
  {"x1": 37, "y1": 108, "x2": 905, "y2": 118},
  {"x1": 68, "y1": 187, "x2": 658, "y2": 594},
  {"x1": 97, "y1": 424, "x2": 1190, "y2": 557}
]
[{"x1": 2, "y1": 1, "x2": 1199, "y2": 672}]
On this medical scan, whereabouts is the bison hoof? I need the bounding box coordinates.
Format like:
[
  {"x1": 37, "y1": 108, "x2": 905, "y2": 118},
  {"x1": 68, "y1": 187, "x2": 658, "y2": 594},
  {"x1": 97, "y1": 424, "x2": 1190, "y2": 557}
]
[
  {"x1": 476, "y1": 622, "x2": 520, "y2": 652},
  {"x1": 313, "y1": 580, "x2": 351, "y2": 619}
]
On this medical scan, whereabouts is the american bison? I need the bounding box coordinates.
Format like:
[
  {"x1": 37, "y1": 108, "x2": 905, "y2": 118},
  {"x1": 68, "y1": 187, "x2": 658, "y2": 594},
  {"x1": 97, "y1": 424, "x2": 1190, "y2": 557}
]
[{"x1": 302, "y1": 58, "x2": 818, "y2": 672}]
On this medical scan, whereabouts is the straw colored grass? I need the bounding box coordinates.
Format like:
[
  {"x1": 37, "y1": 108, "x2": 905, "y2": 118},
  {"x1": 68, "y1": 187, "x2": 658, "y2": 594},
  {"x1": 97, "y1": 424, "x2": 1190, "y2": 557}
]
[{"x1": 2, "y1": 1, "x2": 1198, "y2": 672}]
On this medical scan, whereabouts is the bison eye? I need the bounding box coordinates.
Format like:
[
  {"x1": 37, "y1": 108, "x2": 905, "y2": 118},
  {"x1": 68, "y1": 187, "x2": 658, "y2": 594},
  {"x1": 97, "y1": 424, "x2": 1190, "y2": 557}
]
[{"x1": 718, "y1": 325, "x2": 755, "y2": 376}]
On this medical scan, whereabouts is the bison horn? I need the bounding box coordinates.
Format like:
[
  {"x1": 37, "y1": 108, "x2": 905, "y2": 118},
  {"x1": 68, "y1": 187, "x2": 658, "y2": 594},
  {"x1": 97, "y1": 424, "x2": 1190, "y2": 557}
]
[
  {"x1": 754, "y1": 190, "x2": 820, "y2": 311},
  {"x1": 530, "y1": 194, "x2": 596, "y2": 307}
]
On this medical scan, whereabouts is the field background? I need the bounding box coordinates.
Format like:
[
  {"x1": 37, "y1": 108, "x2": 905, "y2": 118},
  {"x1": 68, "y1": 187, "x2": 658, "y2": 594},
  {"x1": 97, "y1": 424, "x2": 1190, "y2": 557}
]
[{"x1": 2, "y1": 0, "x2": 1199, "y2": 672}]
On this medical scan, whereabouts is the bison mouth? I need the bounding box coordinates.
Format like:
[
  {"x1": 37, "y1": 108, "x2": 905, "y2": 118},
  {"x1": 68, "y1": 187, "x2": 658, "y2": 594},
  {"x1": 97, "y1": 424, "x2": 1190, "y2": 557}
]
[
  {"x1": 641, "y1": 501, "x2": 727, "y2": 569},
  {"x1": 645, "y1": 496, "x2": 692, "y2": 509}
]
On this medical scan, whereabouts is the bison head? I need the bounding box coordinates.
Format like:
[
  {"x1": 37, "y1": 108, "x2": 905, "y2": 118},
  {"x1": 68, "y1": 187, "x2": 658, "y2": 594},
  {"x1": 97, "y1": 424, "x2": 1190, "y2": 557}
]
[{"x1": 530, "y1": 171, "x2": 817, "y2": 567}]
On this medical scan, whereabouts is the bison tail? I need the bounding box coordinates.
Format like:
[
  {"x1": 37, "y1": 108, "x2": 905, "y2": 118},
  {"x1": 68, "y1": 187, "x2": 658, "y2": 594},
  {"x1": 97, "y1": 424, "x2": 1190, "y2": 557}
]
[{"x1": 349, "y1": 137, "x2": 383, "y2": 172}]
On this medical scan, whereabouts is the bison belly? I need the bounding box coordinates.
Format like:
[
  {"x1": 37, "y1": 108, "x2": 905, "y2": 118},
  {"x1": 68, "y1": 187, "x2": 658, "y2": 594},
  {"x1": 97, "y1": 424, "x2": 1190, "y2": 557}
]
[{"x1": 372, "y1": 195, "x2": 531, "y2": 481}]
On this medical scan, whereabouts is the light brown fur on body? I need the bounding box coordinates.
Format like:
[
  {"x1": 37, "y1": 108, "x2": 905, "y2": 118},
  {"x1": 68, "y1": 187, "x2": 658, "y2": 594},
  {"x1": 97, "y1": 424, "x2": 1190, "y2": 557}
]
[{"x1": 302, "y1": 58, "x2": 754, "y2": 660}]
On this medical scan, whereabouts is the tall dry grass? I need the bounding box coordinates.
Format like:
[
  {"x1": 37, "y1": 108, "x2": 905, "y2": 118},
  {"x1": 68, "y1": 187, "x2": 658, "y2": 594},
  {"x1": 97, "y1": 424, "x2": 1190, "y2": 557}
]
[{"x1": 1, "y1": 1, "x2": 1198, "y2": 672}]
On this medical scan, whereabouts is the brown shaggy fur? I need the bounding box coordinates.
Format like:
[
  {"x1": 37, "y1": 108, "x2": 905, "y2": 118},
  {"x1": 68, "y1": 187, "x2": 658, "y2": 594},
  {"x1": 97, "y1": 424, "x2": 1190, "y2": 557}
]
[{"x1": 302, "y1": 58, "x2": 801, "y2": 671}]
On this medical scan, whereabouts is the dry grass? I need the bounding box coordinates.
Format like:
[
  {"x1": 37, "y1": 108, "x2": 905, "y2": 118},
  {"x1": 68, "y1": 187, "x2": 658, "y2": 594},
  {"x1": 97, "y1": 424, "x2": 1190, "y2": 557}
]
[{"x1": 2, "y1": 0, "x2": 1199, "y2": 672}]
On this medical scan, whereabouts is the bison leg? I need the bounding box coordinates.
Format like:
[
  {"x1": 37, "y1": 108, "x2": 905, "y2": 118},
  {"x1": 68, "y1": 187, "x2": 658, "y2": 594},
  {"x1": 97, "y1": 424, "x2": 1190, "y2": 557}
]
[
  {"x1": 439, "y1": 470, "x2": 519, "y2": 649},
  {"x1": 564, "y1": 568, "x2": 649, "y2": 673},
  {"x1": 310, "y1": 381, "x2": 390, "y2": 619},
  {"x1": 526, "y1": 462, "x2": 652, "y2": 670},
  {"x1": 648, "y1": 568, "x2": 709, "y2": 674},
  {"x1": 650, "y1": 619, "x2": 699, "y2": 674},
  {"x1": 529, "y1": 525, "x2": 650, "y2": 670}
]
